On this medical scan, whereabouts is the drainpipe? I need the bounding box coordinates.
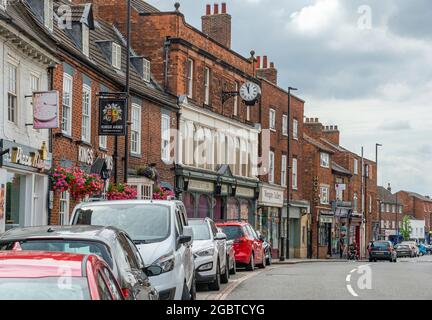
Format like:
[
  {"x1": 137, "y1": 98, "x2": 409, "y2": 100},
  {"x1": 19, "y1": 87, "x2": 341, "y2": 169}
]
[
  {"x1": 47, "y1": 63, "x2": 56, "y2": 226},
  {"x1": 174, "y1": 107, "x2": 182, "y2": 199},
  {"x1": 163, "y1": 37, "x2": 171, "y2": 93}
]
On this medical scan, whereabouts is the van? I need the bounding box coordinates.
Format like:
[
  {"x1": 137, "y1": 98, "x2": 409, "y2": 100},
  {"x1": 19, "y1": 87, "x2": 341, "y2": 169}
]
[{"x1": 70, "y1": 200, "x2": 196, "y2": 300}]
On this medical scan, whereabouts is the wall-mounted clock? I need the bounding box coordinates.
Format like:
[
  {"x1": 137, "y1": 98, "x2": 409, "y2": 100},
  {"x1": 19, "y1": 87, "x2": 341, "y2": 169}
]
[{"x1": 239, "y1": 81, "x2": 261, "y2": 103}]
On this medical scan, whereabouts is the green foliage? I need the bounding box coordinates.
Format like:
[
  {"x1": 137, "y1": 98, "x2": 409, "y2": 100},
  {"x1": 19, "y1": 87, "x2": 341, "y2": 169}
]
[{"x1": 400, "y1": 215, "x2": 412, "y2": 241}]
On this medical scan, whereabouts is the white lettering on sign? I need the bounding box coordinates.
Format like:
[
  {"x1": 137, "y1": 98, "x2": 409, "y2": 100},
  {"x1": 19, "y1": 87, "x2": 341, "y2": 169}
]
[
  {"x1": 9, "y1": 147, "x2": 47, "y2": 170},
  {"x1": 78, "y1": 146, "x2": 94, "y2": 165}
]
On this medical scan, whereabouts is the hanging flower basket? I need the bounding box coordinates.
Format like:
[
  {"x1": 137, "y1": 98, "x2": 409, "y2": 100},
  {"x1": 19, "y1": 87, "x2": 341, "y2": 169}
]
[
  {"x1": 153, "y1": 186, "x2": 175, "y2": 200},
  {"x1": 106, "y1": 183, "x2": 138, "y2": 200},
  {"x1": 51, "y1": 166, "x2": 104, "y2": 200}
]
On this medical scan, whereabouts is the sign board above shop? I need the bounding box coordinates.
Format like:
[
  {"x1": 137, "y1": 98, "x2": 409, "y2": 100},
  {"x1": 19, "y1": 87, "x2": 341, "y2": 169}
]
[
  {"x1": 0, "y1": 140, "x2": 52, "y2": 173},
  {"x1": 259, "y1": 186, "x2": 284, "y2": 208},
  {"x1": 99, "y1": 97, "x2": 127, "y2": 136}
]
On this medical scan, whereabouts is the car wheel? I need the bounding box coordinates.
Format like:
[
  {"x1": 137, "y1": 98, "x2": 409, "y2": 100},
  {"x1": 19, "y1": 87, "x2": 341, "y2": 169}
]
[
  {"x1": 229, "y1": 260, "x2": 237, "y2": 275},
  {"x1": 246, "y1": 253, "x2": 255, "y2": 271},
  {"x1": 258, "y1": 251, "x2": 266, "y2": 269},
  {"x1": 208, "y1": 261, "x2": 221, "y2": 291},
  {"x1": 220, "y1": 259, "x2": 229, "y2": 284},
  {"x1": 190, "y1": 275, "x2": 197, "y2": 300},
  {"x1": 369, "y1": 258, "x2": 373, "y2": 262}
]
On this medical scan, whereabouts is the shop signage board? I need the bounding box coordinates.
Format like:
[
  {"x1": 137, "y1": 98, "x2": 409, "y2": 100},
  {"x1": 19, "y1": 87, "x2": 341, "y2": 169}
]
[
  {"x1": 188, "y1": 179, "x2": 215, "y2": 193},
  {"x1": 320, "y1": 216, "x2": 333, "y2": 224},
  {"x1": 33, "y1": 91, "x2": 59, "y2": 129},
  {"x1": 99, "y1": 98, "x2": 127, "y2": 136},
  {"x1": 0, "y1": 140, "x2": 52, "y2": 173},
  {"x1": 236, "y1": 187, "x2": 255, "y2": 198},
  {"x1": 78, "y1": 145, "x2": 95, "y2": 166},
  {"x1": 259, "y1": 186, "x2": 284, "y2": 208}
]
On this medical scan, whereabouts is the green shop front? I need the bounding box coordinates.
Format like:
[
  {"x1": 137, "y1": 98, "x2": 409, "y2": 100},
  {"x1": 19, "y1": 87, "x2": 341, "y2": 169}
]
[{"x1": 175, "y1": 165, "x2": 259, "y2": 223}]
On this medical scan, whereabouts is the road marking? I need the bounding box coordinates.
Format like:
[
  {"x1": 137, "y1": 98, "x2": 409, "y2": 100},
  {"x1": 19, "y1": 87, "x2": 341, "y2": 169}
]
[
  {"x1": 212, "y1": 266, "x2": 279, "y2": 300},
  {"x1": 346, "y1": 274, "x2": 351, "y2": 282},
  {"x1": 350, "y1": 268, "x2": 357, "y2": 273},
  {"x1": 346, "y1": 284, "x2": 359, "y2": 297}
]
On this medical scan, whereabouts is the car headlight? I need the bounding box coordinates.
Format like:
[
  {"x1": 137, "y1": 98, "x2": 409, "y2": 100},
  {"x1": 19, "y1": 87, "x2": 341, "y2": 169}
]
[
  {"x1": 195, "y1": 247, "x2": 215, "y2": 257},
  {"x1": 151, "y1": 253, "x2": 175, "y2": 273}
]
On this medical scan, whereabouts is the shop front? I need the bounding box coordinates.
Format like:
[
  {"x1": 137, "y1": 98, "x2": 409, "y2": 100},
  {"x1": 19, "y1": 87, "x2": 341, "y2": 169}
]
[
  {"x1": 0, "y1": 140, "x2": 52, "y2": 233},
  {"x1": 176, "y1": 165, "x2": 258, "y2": 222},
  {"x1": 257, "y1": 184, "x2": 284, "y2": 257},
  {"x1": 332, "y1": 201, "x2": 354, "y2": 258}
]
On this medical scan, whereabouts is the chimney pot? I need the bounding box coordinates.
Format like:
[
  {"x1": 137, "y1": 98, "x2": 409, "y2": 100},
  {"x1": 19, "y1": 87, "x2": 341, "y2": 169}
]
[
  {"x1": 335, "y1": 125, "x2": 338, "y2": 130},
  {"x1": 263, "y1": 56, "x2": 268, "y2": 68},
  {"x1": 206, "y1": 4, "x2": 211, "y2": 15},
  {"x1": 270, "y1": 62, "x2": 275, "y2": 68},
  {"x1": 315, "y1": 118, "x2": 319, "y2": 123},
  {"x1": 214, "y1": 3, "x2": 219, "y2": 14},
  {"x1": 222, "y1": 2, "x2": 227, "y2": 14}
]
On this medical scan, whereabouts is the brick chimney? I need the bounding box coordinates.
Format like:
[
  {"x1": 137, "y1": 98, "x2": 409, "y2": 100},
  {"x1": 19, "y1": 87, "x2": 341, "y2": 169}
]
[
  {"x1": 322, "y1": 124, "x2": 340, "y2": 145},
  {"x1": 202, "y1": 2, "x2": 232, "y2": 48},
  {"x1": 255, "y1": 55, "x2": 278, "y2": 85},
  {"x1": 303, "y1": 117, "x2": 323, "y2": 139}
]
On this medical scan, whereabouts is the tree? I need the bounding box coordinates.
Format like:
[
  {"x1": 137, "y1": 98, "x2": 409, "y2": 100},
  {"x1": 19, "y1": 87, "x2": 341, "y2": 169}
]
[{"x1": 400, "y1": 215, "x2": 412, "y2": 241}]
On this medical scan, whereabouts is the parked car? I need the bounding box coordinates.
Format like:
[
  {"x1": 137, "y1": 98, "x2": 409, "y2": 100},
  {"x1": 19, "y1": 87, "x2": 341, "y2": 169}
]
[
  {"x1": 71, "y1": 200, "x2": 196, "y2": 300},
  {"x1": 189, "y1": 218, "x2": 229, "y2": 291},
  {"x1": 219, "y1": 227, "x2": 236, "y2": 275},
  {"x1": 0, "y1": 251, "x2": 124, "y2": 300},
  {"x1": 395, "y1": 244, "x2": 412, "y2": 258},
  {"x1": 400, "y1": 241, "x2": 419, "y2": 257},
  {"x1": 369, "y1": 240, "x2": 397, "y2": 262},
  {"x1": 0, "y1": 225, "x2": 157, "y2": 300},
  {"x1": 256, "y1": 230, "x2": 272, "y2": 266},
  {"x1": 216, "y1": 221, "x2": 266, "y2": 271}
]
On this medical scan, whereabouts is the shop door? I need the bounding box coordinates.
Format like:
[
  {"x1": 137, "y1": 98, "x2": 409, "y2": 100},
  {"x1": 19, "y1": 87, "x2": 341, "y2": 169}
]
[{"x1": 197, "y1": 195, "x2": 211, "y2": 218}]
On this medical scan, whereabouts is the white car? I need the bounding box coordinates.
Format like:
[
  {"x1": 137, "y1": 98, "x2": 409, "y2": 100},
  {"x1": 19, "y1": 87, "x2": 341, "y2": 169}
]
[
  {"x1": 70, "y1": 200, "x2": 196, "y2": 300},
  {"x1": 189, "y1": 218, "x2": 229, "y2": 291}
]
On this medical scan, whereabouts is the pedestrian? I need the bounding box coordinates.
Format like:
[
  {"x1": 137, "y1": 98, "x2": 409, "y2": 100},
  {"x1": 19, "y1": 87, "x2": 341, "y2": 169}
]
[{"x1": 339, "y1": 237, "x2": 344, "y2": 258}]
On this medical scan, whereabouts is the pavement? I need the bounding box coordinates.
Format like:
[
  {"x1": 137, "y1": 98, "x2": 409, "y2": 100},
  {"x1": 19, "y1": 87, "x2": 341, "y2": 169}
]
[{"x1": 197, "y1": 255, "x2": 432, "y2": 300}]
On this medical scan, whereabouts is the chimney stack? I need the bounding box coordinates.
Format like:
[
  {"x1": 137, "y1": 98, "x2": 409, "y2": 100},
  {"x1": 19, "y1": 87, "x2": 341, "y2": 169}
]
[
  {"x1": 202, "y1": 3, "x2": 232, "y2": 48},
  {"x1": 322, "y1": 123, "x2": 340, "y2": 145},
  {"x1": 256, "y1": 56, "x2": 261, "y2": 69},
  {"x1": 256, "y1": 54, "x2": 278, "y2": 85}
]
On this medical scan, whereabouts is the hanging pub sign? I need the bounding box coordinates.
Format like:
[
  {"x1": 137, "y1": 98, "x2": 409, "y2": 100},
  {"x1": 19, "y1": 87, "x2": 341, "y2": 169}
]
[
  {"x1": 99, "y1": 97, "x2": 127, "y2": 136},
  {"x1": 33, "y1": 91, "x2": 59, "y2": 129}
]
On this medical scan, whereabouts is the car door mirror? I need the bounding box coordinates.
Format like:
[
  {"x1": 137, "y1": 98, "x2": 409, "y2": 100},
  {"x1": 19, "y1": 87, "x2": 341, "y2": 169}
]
[
  {"x1": 182, "y1": 226, "x2": 194, "y2": 244},
  {"x1": 215, "y1": 232, "x2": 227, "y2": 241},
  {"x1": 178, "y1": 235, "x2": 192, "y2": 245},
  {"x1": 144, "y1": 266, "x2": 162, "y2": 277}
]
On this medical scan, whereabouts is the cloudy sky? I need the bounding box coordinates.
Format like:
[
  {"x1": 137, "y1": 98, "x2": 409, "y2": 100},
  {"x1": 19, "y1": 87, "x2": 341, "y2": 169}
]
[{"x1": 146, "y1": 0, "x2": 432, "y2": 196}]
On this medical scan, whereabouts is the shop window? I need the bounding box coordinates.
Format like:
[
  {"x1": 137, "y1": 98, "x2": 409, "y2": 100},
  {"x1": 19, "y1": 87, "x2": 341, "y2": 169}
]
[
  {"x1": 5, "y1": 173, "x2": 25, "y2": 230},
  {"x1": 183, "y1": 192, "x2": 195, "y2": 219},
  {"x1": 198, "y1": 195, "x2": 210, "y2": 219},
  {"x1": 227, "y1": 198, "x2": 239, "y2": 220}
]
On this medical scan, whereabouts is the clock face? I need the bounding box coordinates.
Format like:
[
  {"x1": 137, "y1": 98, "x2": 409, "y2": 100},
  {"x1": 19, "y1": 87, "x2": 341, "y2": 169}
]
[{"x1": 239, "y1": 82, "x2": 261, "y2": 102}]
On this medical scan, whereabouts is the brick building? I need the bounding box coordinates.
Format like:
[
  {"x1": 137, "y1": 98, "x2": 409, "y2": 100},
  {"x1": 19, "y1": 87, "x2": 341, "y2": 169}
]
[
  {"x1": 303, "y1": 118, "x2": 378, "y2": 258},
  {"x1": 395, "y1": 190, "x2": 432, "y2": 243},
  {"x1": 19, "y1": 0, "x2": 179, "y2": 224},
  {"x1": 256, "y1": 59, "x2": 309, "y2": 258},
  {"x1": 377, "y1": 185, "x2": 404, "y2": 241}
]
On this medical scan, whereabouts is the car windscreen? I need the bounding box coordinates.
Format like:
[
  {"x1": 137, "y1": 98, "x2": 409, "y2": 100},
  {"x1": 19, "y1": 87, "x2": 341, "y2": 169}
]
[
  {"x1": 0, "y1": 240, "x2": 113, "y2": 269},
  {"x1": 0, "y1": 277, "x2": 91, "y2": 300},
  {"x1": 189, "y1": 221, "x2": 211, "y2": 240},
  {"x1": 398, "y1": 245, "x2": 409, "y2": 249},
  {"x1": 73, "y1": 204, "x2": 170, "y2": 243},
  {"x1": 219, "y1": 226, "x2": 243, "y2": 241},
  {"x1": 372, "y1": 242, "x2": 390, "y2": 249}
]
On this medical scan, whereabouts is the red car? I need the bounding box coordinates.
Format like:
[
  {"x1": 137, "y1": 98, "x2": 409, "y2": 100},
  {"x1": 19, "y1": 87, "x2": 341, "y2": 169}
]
[
  {"x1": 216, "y1": 221, "x2": 266, "y2": 271},
  {"x1": 0, "y1": 251, "x2": 124, "y2": 300}
]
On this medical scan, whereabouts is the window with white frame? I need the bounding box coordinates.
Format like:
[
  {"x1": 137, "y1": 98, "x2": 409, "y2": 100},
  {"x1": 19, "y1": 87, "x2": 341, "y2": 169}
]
[
  {"x1": 62, "y1": 73, "x2": 73, "y2": 135},
  {"x1": 398, "y1": 221, "x2": 401, "y2": 229},
  {"x1": 380, "y1": 202, "x2": 385, "y2": 212},
  {"x1": 7, "y1": 62, "x2": 17, "y2": 124},
  {"x1": 30, "y1": 74, "x2": 40, "y2": 93},
  {"x1": 99, "y1": 135, "x2": 107, "y2": 150},
  {"x1": 81, "y1": 84, "x2": 91, "y2": 143},
  {"x1": 233, "y1": 82, "x2": 239, "y2": 116},
  {"x1": 143, "y1": 58, "x2": 151, "y2": 82},
  {"x1": 392, "y1": 221, "x2": 396, "y2": 229},
  {"x1": 293, "y1": 119, "x2": 298, "y2": 140},
  {"x1": 187, "y1": 59, "x2": 194, "y2": 98},
  {"x1": 82, "y1": 24, "x2": 90, "y2": 57},
  {"x1": 112, "y1": 43, "x2": 122, "y2": 70},
  {"x1": 282, "y1": 115, "x2": 288, "y2": 136},
  {"x1": 204, "y1": 67, "x2": 210, "y2": 105},
  {"x1": 320, "y1": 186, "x2": 330, "y2": 204},
  {"x1": 398, "y1": 206, "x2": 403, "y2": 214},
  {"x1": 353, "y1": 158, "x2": 358, "y2": 175},
  {"x1": 392, "y1": 205, "x2": 396, "y2": 213},
  {"x1": 161, "y1": 114, "x2": 170, "y2": 162},
  {"x1": 44, "y1": 0, "x2": 53, "y2": 31},
  {"x1": 292, "y1": 158, "x2": 298, "y2": 190},
  {"x1": 381, "y1": 220, "x2": 385, "y2": 229},
  {"x1": 268, "y1": 151, "x2": 275, "y2": 183},
  {"x1": 130, "y1": 104, "x2": 141, "y2": 155},
  {"x1": 320, "y1": 152, "x2": 330, "y2": 168},
  {"x1": 281, "y1": 155, "x2": 287, "y2": 187},
  {"x1": 386, "y1": 204, "x2": 390, "y2": 213},
  {"x1": 269, "y1": 108, "x2": 276, "y2": 130},
  {"x1": 59, "y1": 191, "x2": 70, "y2": 225}
]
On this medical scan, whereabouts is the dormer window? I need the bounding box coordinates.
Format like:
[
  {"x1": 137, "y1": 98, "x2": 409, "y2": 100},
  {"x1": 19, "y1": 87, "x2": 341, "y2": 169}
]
[
  {"x1": 143, "y1": 58, "x2": 151, "y2": 82},
  {"x1": 82, "y1": 23, "x2": 90, "y2": 57},
  {"x1": 44, "y1": 0, "x2": 53, "y2": 31},
  {"x1": 112, "y1": 43, "x2": 121, "y2": 70}
]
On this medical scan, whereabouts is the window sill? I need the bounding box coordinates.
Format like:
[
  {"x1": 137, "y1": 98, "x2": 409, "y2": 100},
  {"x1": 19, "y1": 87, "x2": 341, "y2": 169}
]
[
  {"x1": 270, "y1": 128, "x2": 276, "y2": 133},
  {"x1": 76, "y1": 140, "x2": 92, "y2": 147},
  {"x1": 130, "y1": 153, "x2": 142, "y2": 159},
  {"x1": 54, "y1": 132, "x2": 73, "y2": 142},
  {"x1": 99, "y1": 147, "x2": 108, "y2": 152}
]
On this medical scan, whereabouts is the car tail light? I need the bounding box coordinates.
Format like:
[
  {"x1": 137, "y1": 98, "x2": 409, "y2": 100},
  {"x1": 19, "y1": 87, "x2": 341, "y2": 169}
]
[{"x1": 121, "y1": 288, "x2": 130, "y2": 299}]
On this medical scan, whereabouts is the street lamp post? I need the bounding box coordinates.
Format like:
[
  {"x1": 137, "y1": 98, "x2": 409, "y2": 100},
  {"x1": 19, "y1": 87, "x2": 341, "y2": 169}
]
[
  {"x1": 123, "y1": 0, "x2": 132, "y2": 183},
  {"x1": 285, "y1": 86, "x2": 297, "y2": 260},
  {"x1": 376, "y1": 143, "x2": 382, "y2": 241}
]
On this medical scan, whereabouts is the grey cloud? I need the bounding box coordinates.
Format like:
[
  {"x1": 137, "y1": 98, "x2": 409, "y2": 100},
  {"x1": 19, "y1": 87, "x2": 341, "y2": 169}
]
[{"x1": 378, "y1": 120, "x2": 411, "y2": 131}]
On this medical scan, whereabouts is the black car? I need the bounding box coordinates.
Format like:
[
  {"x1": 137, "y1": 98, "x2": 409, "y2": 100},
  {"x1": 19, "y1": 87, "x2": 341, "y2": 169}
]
[
  {"x1": 0, "y1": 225, "x2": 158, "y2": 300},
  {"x1": 368, "y1": 240, "x2": 397, "y2": 262}
]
